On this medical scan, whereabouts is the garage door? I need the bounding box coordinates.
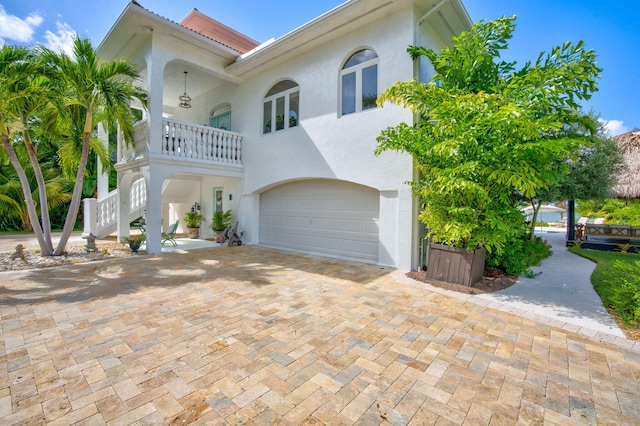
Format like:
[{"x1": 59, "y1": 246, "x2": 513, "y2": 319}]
[{"x1": 260, "y1": 180, "x2": 379, "y2": 262}]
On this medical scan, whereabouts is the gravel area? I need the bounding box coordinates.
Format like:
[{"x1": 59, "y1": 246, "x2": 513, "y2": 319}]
[{"x1": 0, "y1": 241, "x2": 143, "y2": 272}]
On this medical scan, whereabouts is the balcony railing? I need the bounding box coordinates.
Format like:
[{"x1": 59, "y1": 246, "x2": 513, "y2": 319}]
[
  {"x1": 118, "y1": 119, "x2": 150, "y2": 161},
  {"x1": 120, "y1": 118, "x2": 243, "y2": 165},
  {"x1": 162, "y1": 118, "x2": 242, "y2": 164}
]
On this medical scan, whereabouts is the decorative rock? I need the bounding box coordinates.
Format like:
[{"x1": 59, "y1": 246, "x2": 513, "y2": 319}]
[
  {"x1": 10, "y1": 244, "x2": 26, "y2": 261},
  {"x1": 0, "y1": 241, "x2": 142, "y2": 272}
]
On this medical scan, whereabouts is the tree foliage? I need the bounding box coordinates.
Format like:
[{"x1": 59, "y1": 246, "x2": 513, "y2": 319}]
[
  {"x1": 577, "y1": 199, "x2": 640, "y2": 226},
  {"x1": 376, "y1": 16, "x2": 601, "y2": 253},
  {"x1": 527, "y1": 116, "x2": 622, "y2": 237},
  {"x1": 0, "y1": 38, "x2": 146, "y2": 256},
  {"x1": 0, "y1": 153, "x2": 71, "y2": 231}
]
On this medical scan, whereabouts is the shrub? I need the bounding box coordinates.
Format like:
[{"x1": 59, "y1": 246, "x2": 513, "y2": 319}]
[
  {"x1": 210, "y1": 210, "x2": 233, "y2": 232},
  {"x1": 577, "y1": 199, "x2": 640, "y2": 225},
  {"x1": 486, "y1": 235, "x2": 552, "y2": 276},
  {"x1": 605, "y1": 259, "x2": 640, "y2": 325},
  {"x1": 616, "y1": 243, "x2": 632, "y2": 253}
]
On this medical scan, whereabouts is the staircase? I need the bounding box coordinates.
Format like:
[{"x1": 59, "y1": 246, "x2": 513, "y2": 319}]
[{"x1": 83, "y1": 178, "x2": 146, "y2": 238}]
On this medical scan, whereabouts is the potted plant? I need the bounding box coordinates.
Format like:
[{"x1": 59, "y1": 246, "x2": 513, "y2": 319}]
[
  {"x1": 210, "y1": 210, "x2": 233, "y2": 243},
  {"x1": 121, "y1": 234, "x2": 146, "y2": 253},
  {"x1": 184, "y1": 211, "x2": 206, "y2": 239}
]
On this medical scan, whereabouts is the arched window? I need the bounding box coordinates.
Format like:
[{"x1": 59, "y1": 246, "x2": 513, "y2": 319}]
[
  {"x1": 340, "y1": 49, "x2": 378, "y2": 115},
  {"x1": 210, "y1": 104, "x2": 231, "y2": 130},
  {"x1": 263, "y1": 80, "x2": 299, "y2": 134}
]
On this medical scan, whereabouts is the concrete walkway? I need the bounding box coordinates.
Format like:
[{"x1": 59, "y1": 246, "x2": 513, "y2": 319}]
[
  {"x1": 474, "y1": 230, "x2": 625, "y2": 339},
  {"x1": 399, "y1": 229, "x2": 626, "y2": 342},
  {"x1": 330, "y1": 229, "x2": 623, "y2": 345},
  {"x1": 1, "y1": 245, "x2": 639, "y2": 424}
]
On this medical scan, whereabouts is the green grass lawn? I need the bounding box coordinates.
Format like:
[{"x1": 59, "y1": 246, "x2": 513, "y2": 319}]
[{"x1": 570, "y1": 247, "x2": 640, "y2": 330}]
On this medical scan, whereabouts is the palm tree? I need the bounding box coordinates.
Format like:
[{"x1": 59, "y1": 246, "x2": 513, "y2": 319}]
[
  {"x1": 0, "y1": 45, "x2": 55, "y2": 253},
  {"x1": 1, "y1": 39, "x2": 146, "y2": 256},
  {"x1": 0, "y1": 163, "x2": 72, "y2": 231},
  {"x1": 39, "y1": 37, "x2": 146, "y2": 256}
]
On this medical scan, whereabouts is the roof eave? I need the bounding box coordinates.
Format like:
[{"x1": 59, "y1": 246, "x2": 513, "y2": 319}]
[{"x1": 97, "y1": 1, "x2": 242, "y2": 61}]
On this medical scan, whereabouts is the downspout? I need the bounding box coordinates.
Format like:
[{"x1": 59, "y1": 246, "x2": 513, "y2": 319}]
[{"x1": 412, "y1": 0, "x2": 449, "y2": 270}]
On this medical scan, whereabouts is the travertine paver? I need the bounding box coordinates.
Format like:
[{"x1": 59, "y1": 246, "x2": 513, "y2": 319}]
[{"x1": 1, "y1": 246, "x2": 639, "y2": 425}]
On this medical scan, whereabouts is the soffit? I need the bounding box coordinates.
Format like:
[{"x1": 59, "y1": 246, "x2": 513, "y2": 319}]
[
  {"x1": 225, "y1": 0, "x2": 471, "y2": 79},
  {"x1": 97, "y1": 2, "x2": 245, "y2": 112},
  {"x1": 97, "y1": 0, "x2": 472, "y2": 89},
  {"x1": 97, "y1": 3, "x2": 240, "y2": 64}
]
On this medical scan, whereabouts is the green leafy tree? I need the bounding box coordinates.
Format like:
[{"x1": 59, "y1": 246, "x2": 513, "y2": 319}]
[
  {"x1": 376, "y1": 16, "x2": 601, "y2": 254},
  {"x1": 43, "y1": 37, "x2": 146, "y2": 256},
  {"x1": 0, "y1": 45, "x2": 59, "y2": 251},
  {"x1": 0, "y1": 162, "x2": 71, "y2": 231},
  {"x1": 557, "y1": 124, "x2": 621, "y2": 201},
  {"x1": 529, "y1": 118, "x2": 622, "y2": 237},
  {"x1": 0, "y1": 39, "x2": 146, "y2": 256},
  {"x1": 577, "y1": 199, "x2": 640, "y2": 225}
]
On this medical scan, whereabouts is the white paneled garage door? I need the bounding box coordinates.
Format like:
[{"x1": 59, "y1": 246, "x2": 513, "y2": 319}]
[{"x1": 260, "y1": 180, "x2": 379, "y2": 262}]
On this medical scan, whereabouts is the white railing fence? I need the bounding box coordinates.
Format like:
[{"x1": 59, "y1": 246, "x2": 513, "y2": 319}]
[
  {"x1": 119, "y1": 118, "x2": 243, "y2": 166},
  {"x1": 83, "y1": 178, "x2": 147, "y2": 238},
  {"x1": 120, "y1": 119, "x2": 150, "y2": 162},
  {"x1": 162, "y1": 119, "x2": 242, "y2": 164}
]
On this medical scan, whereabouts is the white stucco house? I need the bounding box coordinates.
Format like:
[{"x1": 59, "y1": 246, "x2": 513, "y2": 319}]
[{"x1": 84, "y1": 0, "x2": 471, "y2": 271}]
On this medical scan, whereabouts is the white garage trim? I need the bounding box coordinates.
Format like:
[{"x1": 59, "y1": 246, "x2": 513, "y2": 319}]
[{"x1": 259, "y1": 180, "x2": 380, "y2": 263}]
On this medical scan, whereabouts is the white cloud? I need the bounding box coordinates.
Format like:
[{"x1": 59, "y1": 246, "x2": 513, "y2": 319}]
[
  {"x1": 43, "y1": 22, "x2": 76, "y2": 57},
  {"x1": 599, "y1": 119, "x2": 629, "y2": 137},
  {"x1": 0, "y1": 5, "x2": 43, "y2": 43}
]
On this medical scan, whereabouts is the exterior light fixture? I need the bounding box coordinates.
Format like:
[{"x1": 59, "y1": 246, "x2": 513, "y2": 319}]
[{"x1": 179, "y1": 71, "x2": 192, "y2": 108}]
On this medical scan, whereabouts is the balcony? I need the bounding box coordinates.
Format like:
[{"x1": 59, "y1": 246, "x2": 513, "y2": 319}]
[{"x1": 120, "y1": 118, "x2": 243, "y2": 166}]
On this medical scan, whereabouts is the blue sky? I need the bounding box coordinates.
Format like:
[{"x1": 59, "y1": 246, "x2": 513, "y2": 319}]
[{"x1": 1, "y1": 0, "x2": 637, "y2": 135}]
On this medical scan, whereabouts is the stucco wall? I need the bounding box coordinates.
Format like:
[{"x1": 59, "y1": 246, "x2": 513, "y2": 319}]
[
  {"x1": 235, "y1": 8, "x2": 415, "y2": 195},
  {"x1": 228, "y1": 8, "x2": 417, "y2": 269},
  {"x1": 121, "y1": 5, "x2": 451, "y2": 269}
]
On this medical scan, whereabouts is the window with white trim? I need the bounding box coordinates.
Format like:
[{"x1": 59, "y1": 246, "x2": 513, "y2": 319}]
[
  {"x1": 263, "y1": 80, "x2": 299, "y2": 134},
  {"x1": 341, "y1": 49, "x2": 378, "y2": 116}
]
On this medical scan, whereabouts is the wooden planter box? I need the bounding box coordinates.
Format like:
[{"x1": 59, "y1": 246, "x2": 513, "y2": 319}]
[{"x1": 426, "y1": 243, "x2": 486, "y2": 287}]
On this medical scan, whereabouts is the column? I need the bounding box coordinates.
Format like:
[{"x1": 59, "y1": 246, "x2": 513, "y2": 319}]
[
  {"x1": 97, "y1": 123, "x2": 109, "y2": 200},
  {"x1": 145, "y1": 41, "x2": 166, "y2": 154},
  {"x1": 144, "y1": 167, "x2": 165, "y2": 254},
  {"x1": 117, "y1": 173, "x2": 134, "y2": 242}
]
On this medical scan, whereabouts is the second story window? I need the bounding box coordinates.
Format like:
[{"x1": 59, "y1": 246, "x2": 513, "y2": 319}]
[
  {"x1": 263, "y1": 80, "x2": 299, "y2": 134},
  {"x1": 341, "y1": 49, "x2": 378, "y2": 116},
  {"x1": 210, "y1": 104, "x2": 231, "y2": 130}
]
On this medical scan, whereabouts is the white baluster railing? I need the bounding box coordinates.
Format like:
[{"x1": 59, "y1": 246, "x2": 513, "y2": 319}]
[
  {"x1": 83, "y1": 178, "x2": 147, "y2": 238},
  {"x1": 162, "y1": 118, "x2": 242, "y2": 164},
  {"x1": 120, "y1": 119, "x2": 150, "y2": 162}
]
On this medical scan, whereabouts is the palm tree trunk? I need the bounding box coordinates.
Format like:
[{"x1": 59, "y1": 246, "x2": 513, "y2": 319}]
[
  {"x1": 23, "y1": 129, "x2": 54, "y2": 253},
  {"x1": 53, "y1": 116, "x2": 92, "y2": 256},
  {"x1": 1, "y1": 133, "x2": 52, "y2": 256}
]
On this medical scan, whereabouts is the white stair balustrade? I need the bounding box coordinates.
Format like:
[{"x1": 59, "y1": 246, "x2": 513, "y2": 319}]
[{"x1": 83, "y1": 178, "x2": 147, "y2": 238}]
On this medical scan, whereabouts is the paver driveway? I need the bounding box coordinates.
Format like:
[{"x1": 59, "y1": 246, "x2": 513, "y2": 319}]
[{"x1": 1, "y1": 246, "x2": 639, "y2": 425}]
